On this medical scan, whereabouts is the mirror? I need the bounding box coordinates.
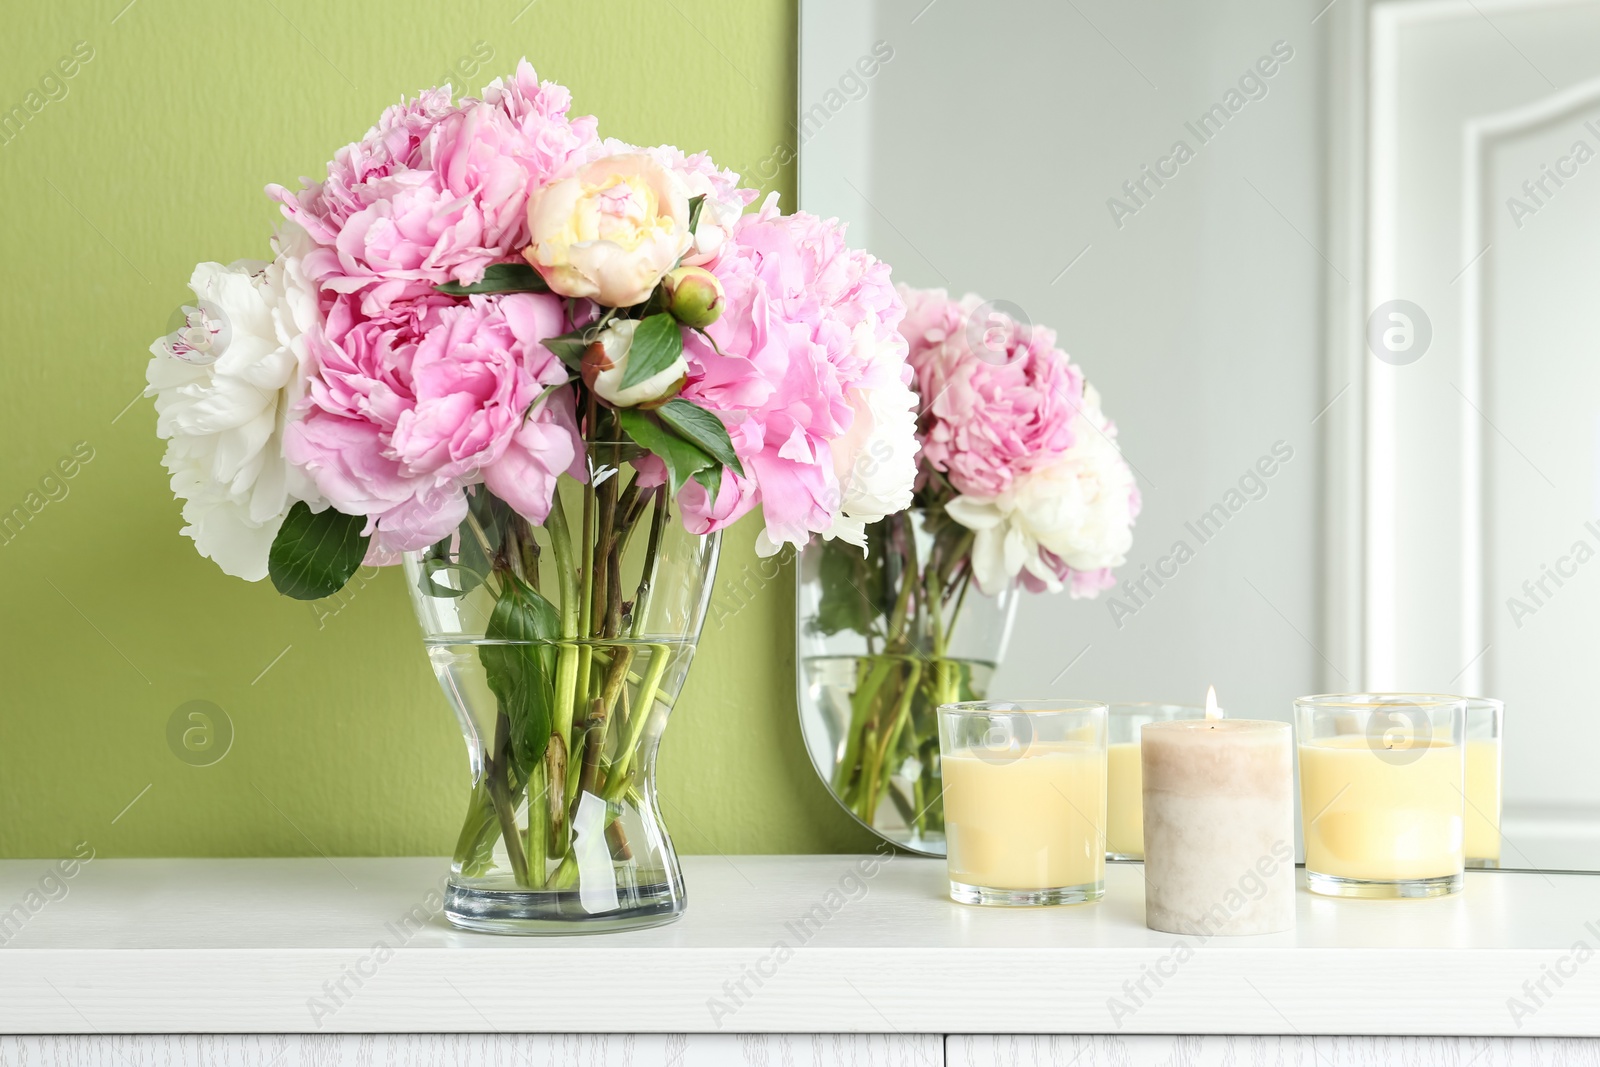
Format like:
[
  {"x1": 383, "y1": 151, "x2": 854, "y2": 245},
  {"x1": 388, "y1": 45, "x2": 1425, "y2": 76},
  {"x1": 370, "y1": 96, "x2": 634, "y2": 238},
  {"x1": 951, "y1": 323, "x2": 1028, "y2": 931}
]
[{"x1": 797, "y1": 0, "x2": 1600, "y2": 870}]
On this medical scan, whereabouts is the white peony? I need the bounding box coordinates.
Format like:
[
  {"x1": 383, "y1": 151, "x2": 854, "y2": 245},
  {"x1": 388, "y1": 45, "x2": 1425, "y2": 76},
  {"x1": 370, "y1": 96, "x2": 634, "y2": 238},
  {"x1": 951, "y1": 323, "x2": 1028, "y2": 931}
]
[
  {"x1": 945, "y1": 385, "x2": 1137, "y2": 595},
  {"x1": 145, "y1": 223, "x2": 325, "y2": 581},
  {"x1": 820, "y1": 328, "x2": 921, "y2": 551}
]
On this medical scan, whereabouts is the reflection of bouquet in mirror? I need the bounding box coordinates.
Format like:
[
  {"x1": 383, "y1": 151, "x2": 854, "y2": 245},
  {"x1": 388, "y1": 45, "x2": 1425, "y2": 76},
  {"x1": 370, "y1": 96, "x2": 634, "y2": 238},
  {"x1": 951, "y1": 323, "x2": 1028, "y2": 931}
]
[{"x1": 803, "y1": 287, "x2": 1139, "y2": 849}]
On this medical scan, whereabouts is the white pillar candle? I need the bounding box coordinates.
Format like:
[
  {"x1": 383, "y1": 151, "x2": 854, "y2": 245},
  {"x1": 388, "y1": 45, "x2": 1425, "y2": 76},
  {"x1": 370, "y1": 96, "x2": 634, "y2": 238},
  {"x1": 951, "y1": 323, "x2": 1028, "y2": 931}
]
[{"x1": 1141, "y1": 688, "x2": 1295, "y2": 936}]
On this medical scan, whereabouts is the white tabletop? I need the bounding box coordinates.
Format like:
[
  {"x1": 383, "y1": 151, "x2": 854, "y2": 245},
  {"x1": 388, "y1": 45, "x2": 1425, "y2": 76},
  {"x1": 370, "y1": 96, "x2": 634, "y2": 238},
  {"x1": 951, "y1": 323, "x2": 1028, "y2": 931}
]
[{"x1": 1, "y1": 854, "x2": 1596, "y2": 1035}]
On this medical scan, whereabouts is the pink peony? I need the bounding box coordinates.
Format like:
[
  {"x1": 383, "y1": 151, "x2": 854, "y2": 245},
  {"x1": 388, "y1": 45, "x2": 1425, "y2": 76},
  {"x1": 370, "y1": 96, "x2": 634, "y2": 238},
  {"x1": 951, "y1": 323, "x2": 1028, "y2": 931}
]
[
  {"x1": 899, "y1": 289, "x2": 1083, "y2": 498},
  {"x1": 268, "y1": 60, "x2": 597, "y2": 320},
  {"x1": 675, "y1": 196, "x2": 915, "y2": 554},
  {"x1": 391, "y1": 294, "x2": 566, "y2": 479},
  {"x1": 285, "y1": 292, "x2": 581, "y2": 553},
  {"x1": 901, "y1": 288, "x2": 1139, "y2": 596}
]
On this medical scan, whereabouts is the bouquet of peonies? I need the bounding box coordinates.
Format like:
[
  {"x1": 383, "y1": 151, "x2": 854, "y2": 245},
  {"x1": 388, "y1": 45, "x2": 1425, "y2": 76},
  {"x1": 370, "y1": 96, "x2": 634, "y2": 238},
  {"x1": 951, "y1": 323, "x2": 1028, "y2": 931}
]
[
  {"x1": 148, "y1": 62, "x2": 917, "y2": 587},
  {"x1": 147, "y1": 61, "x2": 917, "y2": 915},
  {"x1": 805, "y1": 288, "x2": 1138, "y2": 844}
]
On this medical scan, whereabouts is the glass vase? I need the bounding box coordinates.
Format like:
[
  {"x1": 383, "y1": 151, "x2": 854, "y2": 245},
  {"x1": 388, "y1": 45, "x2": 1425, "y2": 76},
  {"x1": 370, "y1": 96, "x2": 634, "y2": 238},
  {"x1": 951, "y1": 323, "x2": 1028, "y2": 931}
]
[
  {"x1": 407, "y1": 443, "x2": 719, "y2": 934},
  {"x1": 796, "y1": 508, "x2": 1019, "y2": 856}
]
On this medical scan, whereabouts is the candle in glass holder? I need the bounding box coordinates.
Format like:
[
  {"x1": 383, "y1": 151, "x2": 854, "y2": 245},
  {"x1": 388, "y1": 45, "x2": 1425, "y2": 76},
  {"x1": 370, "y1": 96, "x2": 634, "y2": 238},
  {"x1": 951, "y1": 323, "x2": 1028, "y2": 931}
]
[
  {"x1": 1141, "y1": 688, "x2": 1295, "y2": 936},
  {"x1": 1463, "y1": 698, "x2": 1503, "y2": 868},
  {"x1": 938, "y1": 700, "x2": 1108, "y2": 907},
  {"x1": 1106, "y1": 703, "x2": 1204, "y2": 860},
  {"x1": 1106, "y1": 741, "x2": 1143, "y2": 858},
  {"x1": 1295, "y1": 693, "x2": 1466, "y2": 898}
]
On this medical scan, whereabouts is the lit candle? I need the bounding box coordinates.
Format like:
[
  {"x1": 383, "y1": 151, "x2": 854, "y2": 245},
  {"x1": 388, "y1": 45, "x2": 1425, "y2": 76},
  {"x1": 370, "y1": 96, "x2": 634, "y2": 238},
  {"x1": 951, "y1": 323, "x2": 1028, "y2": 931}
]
[{"x1": 1141, "y1": 687, "x2": 1296, "y2": 935}]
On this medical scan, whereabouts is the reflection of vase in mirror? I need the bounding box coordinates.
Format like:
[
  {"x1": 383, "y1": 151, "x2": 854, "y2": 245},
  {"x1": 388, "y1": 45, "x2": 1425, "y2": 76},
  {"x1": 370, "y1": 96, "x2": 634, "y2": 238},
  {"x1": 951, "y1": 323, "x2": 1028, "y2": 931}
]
[{"x1": 797, "y1": 508, "x2": 1018, "y2": 855}]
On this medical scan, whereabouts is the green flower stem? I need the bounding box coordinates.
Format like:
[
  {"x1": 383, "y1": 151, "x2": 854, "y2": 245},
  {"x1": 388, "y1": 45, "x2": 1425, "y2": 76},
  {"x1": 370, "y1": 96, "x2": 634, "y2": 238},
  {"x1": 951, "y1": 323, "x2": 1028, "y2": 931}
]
[
  {"x1": 833, "y1": 658, "x2": 871, "y2": 794},
  {"x1": 840, "y1": 515, "x2": 920, "y2": 809},
  {"x1": 591, "y1": 465, "x2": 620, "y2": 637},
  {"x1": 523, "y1": 759, "x2": 549, "y2": 885},
  {"x1": 594, "y1": 642, "x2": 634, "y2": 729},
  {"x1": 599, "y1": 487, "x2": 670, "y2": 802},
  {"x1": 486, "y1": 712, "x2": 532, "y2": 888},
  {"x1": 871, "y1": 659, "x2": 923, "y2": 805},
  {"x1": 579, "y1": 645, "x2": 633, "y2": 798},
  {"x1": 449, "y1": 456, "x2": 680, "y2": 893},
  {"x1": 885, "y1": 515, "x2": 919, "y2": 640},
  {"x1": 854, "y1": 657, "x2": 922, "y2": 821},
  {"x1": 629, "y1": 488, "x2": 668, "y2": 642},
  {"x1": 854, "y1": 721, "x2": 882, "y2": 820},
  {"x1": 569, "y1": 460, "x2": 624, "y2": 809},
  {"x1": 567, "y1": 406, "x2": 600, "y2": 814},
  {"x1": 911, "y1": 774, "x2": 928, "y2": 835},
  {"x1": 603, "y1": 643, "x2": 670, "y2": 801},
  {"x1": 546, "y1": 851, "x2": 579, "y2": 890},
  {"x1": 545, "y1": 494, "x2": 581, "y2": 858},
  {"x1": 452, "y1": 779, "x2": 499, "y2": 877},
  {"x1": 835, "y1": 657, "x2": 894, "y2": 795},
  {"x1": 838, "y1": 517, "x2": 978, "y2": 831},
  {"x1": 587, "y1": 651, "x2": 678, "y2": 712},
  {"x1": 540, "y1": 733, "x2": 567, "y2": 866}
]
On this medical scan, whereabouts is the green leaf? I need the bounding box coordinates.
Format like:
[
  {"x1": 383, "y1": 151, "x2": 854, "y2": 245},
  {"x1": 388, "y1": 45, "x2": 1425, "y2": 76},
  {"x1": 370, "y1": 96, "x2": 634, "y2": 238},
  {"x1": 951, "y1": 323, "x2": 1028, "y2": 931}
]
[
  {"x1": 633, "y1": 286, "x2": 669, "y2": 318},
  {"x1": 434, "y1": 263, "x2": 550, "y2": 296},
  {"x1": 268, "y1": 503, "x2": 370, "y2": 601},
  {"x1": 809, "y1": 519, "x2": 892, "y2": 638},
  {"x1": 619, "y1": 313, "x2": 683, "y2": 390},
  {"x1": 616, "y1": 407, "x2": 715, "y2": 496},
  {"x1": 693, "y1": 465, "x2": 723, "y2": 497},
  {"x1": 467, "y1": 483, "x2": 512, "y2": 541},
  {"x1": 479, "y1": 578, "x2": 561, "y2": 774},
  {"x1": 656, "y1": 398, "x2": 745, "y2": 476},
  {"x1": 525, "y1": 379, "x2": 575, "y2": 421},
  {"x1": 457, "y1": 492, "x2": 505, "y2": 585},
  {"x1": 418, "y1": 554, "x2": 487, "y2": 600},
  {"x1": 539, "y1": 328, "x2": 594, "y2": 370},
  {"x1": 416, "y1": 514, "x2": 497, "y2": 600},
  {"x1": 687, "y1": 194, "x2": 706, "y2": 237}
]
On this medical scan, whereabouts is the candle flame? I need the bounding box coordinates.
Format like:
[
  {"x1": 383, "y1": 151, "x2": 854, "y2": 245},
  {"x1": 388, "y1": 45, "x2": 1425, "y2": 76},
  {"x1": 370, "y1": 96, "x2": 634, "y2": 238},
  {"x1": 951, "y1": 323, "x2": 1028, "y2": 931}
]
[{"x1": 1205, "y1": 685, "x2": 1224, "y2": 721}]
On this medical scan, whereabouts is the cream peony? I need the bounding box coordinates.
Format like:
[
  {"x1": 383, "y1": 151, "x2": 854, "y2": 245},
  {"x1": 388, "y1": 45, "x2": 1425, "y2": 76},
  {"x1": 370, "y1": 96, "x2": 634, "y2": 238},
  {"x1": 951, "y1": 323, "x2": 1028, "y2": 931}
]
[
  {"x1": 594, "y1": 138, "x2": 758, "y2": 269},
  {"x1": 523, "y1": 153, "x2": 692, "y2": 307},
  {"x1": 945, "y1": 385, "x2": 1137, "y2": 595},
  {"x1": 145, "y1": 224, "x2": 324, "y2": 581}
]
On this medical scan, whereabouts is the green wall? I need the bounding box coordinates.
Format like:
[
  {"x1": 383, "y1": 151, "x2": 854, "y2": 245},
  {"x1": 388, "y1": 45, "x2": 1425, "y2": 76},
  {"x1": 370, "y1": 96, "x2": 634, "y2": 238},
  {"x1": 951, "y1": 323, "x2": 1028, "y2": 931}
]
[{"x1": 0, "y1": 0, "x2": 873, "y2": 858}]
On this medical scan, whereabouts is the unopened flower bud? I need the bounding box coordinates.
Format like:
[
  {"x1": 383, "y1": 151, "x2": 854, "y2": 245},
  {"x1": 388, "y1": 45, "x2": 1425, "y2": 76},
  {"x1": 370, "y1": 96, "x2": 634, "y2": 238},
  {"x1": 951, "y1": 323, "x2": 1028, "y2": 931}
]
[
  {"x1": 581, "y1": 319, "x2": 689, "y2": 408},
  {"x1": 663, "y1": 266, "x2": 725, "y2": 329}
]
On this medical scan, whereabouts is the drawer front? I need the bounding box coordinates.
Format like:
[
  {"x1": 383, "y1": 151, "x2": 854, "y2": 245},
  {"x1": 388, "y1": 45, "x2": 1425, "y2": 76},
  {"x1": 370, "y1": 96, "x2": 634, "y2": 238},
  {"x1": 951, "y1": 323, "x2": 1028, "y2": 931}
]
[
  {"x1": 0, "y1": 1034, "x2": 945, "y2": 1066},
  {"x1": 948, "y1": 1035, "x2": 1600, "y2": 1066}
]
